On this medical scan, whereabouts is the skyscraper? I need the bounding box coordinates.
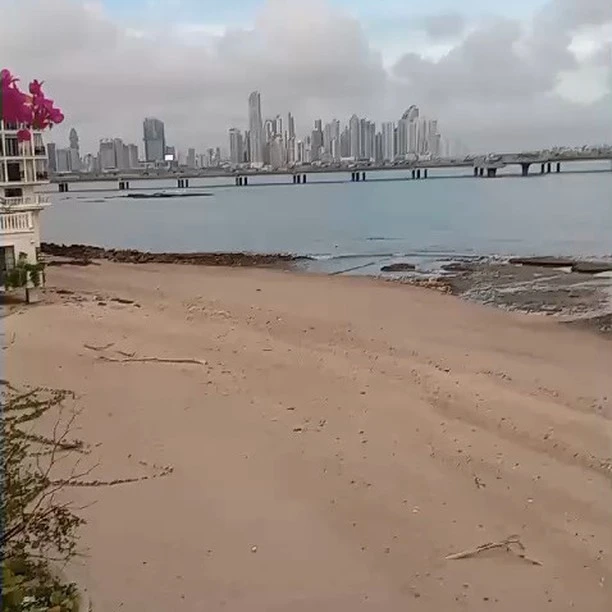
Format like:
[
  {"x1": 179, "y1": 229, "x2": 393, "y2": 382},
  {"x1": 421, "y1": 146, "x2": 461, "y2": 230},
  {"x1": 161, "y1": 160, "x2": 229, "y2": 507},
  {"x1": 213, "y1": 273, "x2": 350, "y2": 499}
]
[
  {"x1": 382, "y1": 122, "x2": 395, "y2": 161},
  {"x1": 46, "y1": 142, "x2": 57, "y2": 173},
  {"x1": 311, "y1": 120, "x2": 323, "y2": 162},
  {"x1": 99, "y1": 139, "x2": 116, "y2": 170},
  {"x1": 127, "y1": 144, "x2": 140, "y2": 168},
  {"x1": 248, "y1": 91, "x2": 264, "y2": 167},
  {"x1": 229, "y1": 128, "x2": 244, "y2": 165},
  {"x1": 287, "y1": 113, "x2": 295, "y2": 140},
  {"x1": 186, "y1": 148, "x2": 196, "y2": 169},
  {"x1": 349, "y1": 115, "x2": 360, "y2": 160},
  {"x1": 68, "y1": 128, "x2": 80, "y2": 172},
  {"x1": 143, "y1": 117, "x2": 166, "y2": 163}
]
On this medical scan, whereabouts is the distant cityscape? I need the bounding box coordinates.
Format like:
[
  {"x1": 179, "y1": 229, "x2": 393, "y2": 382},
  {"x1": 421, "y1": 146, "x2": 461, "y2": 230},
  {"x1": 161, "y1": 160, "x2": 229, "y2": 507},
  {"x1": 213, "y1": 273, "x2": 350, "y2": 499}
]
[{"x1": 47, "y1": 91, "x2": 469, "y2": 175}]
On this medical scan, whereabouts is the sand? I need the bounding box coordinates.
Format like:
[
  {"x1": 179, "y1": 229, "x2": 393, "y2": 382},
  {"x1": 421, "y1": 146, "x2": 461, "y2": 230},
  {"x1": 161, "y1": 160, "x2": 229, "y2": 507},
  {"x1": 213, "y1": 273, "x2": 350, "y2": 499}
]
[{"x1": 4, "y1": 262, "x2": 612, "y2": 611}]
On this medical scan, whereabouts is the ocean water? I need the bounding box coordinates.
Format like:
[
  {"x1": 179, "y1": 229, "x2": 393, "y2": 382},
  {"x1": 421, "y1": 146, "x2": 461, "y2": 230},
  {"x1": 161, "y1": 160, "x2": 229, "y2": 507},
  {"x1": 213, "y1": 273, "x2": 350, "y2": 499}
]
[{"x1": 41, "y1": 163, "x2": 612, "y2": 276}]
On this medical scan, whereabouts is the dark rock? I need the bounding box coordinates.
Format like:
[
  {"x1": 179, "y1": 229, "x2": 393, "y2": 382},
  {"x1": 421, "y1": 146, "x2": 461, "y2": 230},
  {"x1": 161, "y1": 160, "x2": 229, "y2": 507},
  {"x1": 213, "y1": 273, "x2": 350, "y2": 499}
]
[
  {"x1": 442, "y1": 262, "x2": 475, "y2": 272},
  {"x1": 41, "y1": 243, "x2": 310, "y2": 268},
  {"x1": 508, "y1": 257, "x2": 575, "y2": 268},
  {"x1": 571, "y1": 261, "x2": 612, "y2": 274},
  {"x1": 47, "y1": 258, "x2": 94, "y2": 267},
  {"x1": 381, "y1": 263, "x2": 416, "y2": 272}
]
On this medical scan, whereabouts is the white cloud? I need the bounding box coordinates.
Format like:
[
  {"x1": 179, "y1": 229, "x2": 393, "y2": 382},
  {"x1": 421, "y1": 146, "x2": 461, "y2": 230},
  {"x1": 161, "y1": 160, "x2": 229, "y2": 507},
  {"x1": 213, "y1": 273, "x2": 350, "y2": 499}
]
[{"x1": 1, "y1": 0, "x2": 610, "y2": 154}]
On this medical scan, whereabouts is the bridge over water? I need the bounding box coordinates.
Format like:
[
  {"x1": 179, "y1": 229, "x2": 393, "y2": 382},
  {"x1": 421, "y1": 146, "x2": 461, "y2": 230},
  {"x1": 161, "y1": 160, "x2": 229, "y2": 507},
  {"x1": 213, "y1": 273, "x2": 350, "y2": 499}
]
[{"x1": 52, "y1": 152, "x2": 612, "y2": 192}]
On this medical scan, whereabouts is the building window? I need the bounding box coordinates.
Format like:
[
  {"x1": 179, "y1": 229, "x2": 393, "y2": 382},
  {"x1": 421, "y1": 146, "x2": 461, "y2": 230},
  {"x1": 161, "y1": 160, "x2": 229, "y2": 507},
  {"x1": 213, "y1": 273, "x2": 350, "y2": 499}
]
[
  {"x1": 4, "y1": 188, "x2": 22, "y2": 198},
  {"x1": 1, "y1": 246, "x2": 16, "y2": 271},
  {"x1": 6, "y1": 162, "x2": 22, "y2": 182}
]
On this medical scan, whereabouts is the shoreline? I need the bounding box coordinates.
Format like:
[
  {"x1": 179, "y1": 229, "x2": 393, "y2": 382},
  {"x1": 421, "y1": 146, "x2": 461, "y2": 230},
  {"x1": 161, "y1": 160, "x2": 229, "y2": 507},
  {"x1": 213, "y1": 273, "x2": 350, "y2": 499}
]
[{"x1": 41, "y1": 242, "x2": 612, "y2": 335}]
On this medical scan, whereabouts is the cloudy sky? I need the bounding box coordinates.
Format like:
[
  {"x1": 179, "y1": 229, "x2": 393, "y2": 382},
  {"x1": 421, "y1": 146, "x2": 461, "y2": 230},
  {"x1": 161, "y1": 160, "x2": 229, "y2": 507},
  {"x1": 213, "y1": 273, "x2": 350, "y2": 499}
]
[{"x1": 1, "y1": 0, "x2": 610, "y2": 154}]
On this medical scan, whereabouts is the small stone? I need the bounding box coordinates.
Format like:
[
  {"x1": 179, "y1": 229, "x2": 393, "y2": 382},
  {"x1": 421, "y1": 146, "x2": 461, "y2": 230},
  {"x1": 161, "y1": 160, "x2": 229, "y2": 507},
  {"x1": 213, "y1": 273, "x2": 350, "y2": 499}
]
[{"x1": 251, "y1": 545, "x2": 257, "y2": 553}]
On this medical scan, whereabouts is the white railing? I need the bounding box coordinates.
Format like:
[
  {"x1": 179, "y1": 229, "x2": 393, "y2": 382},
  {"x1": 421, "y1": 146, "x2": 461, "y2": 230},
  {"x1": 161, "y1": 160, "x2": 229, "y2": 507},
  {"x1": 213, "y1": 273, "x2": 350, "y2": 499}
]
[
  {"x1": 0, "y1": 211, "x2": 34, "y2": 234},
  {"x1": 0, "y1": 194, "x2": 49, "y2": 208}
]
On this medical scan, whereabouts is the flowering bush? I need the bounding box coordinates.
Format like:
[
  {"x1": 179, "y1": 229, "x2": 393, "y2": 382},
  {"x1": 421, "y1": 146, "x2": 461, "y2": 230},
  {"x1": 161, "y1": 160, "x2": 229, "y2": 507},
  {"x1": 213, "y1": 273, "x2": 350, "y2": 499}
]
[{"x1": 1, "y1": 68, "x2": 64, "y2": 142}]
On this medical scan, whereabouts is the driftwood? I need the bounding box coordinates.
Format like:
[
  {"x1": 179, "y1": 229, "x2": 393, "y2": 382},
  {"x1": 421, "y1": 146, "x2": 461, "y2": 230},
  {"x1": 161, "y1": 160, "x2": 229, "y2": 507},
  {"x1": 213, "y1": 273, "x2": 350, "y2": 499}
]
[
  {"x1": 446, "y1": 535, "x2": 542, "y2": 566},
  {"x1": 98, "y1": 355, "x2": 206, "y2": 366},
  {"x1": 83, "y1": 342, "x2": 115, "y2": 352}
]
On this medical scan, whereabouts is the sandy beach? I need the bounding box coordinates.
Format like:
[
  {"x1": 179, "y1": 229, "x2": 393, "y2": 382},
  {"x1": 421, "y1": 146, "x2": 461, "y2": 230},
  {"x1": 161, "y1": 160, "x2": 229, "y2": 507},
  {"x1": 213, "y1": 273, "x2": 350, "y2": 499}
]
[{"x1": 3, "y1": 261, "x2": 612, "y2": 611}]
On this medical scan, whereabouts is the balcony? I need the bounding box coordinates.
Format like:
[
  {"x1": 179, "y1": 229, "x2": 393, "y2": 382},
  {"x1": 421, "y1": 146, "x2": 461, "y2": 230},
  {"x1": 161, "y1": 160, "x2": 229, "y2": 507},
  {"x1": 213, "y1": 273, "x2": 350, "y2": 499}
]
[
  {"x1": 1, "y1": 194, "x2": 50, "y2": 209},
  {"x1": 0, "y1": 211, "x2": 34, "y2": 235}
]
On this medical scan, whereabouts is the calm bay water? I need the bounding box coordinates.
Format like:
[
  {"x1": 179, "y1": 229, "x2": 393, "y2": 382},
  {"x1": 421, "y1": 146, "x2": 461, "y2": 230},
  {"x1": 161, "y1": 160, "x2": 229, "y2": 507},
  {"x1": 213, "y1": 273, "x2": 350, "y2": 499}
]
[{"x1": 41, "y1": 163, "x2": 612, "y2": 275}]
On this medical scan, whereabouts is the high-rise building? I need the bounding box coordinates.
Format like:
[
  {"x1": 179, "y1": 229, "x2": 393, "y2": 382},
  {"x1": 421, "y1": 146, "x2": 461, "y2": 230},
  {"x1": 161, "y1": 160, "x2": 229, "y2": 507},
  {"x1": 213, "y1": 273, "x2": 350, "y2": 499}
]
[
  {"x1": 382, "y1": 122, "x2": 395, "y2": 161},
  {"x1": 397, "y1": 118, "x2": 409, "y2": 157},
  {"x1": 98, "y1": 139, "x2": 116, "y2": 170},
  {"x1": 286, "y1": 136, "x2": 296, "y2": 164},
  {"x1": 55, "y1": 148, "x2": 71, "y2": 173},
  {"x1": 263, "y1": 119, "x2": 274, "y2": 144},
  {"x1": 127, "y1": 144, "x2": 139, "y2": 168},
  {"x1": 310, "y1": 120, "x2": 323, "y2": 162},
  {"x1": 401, "y1": 106, "x2": 420, "y2": 153},
  {"x1": 374, "y1": 132, "x2": 383, "y2": 163},
  {"x1": 67, "y1": 128, "x2": 81, "y2": 172},
  {"x1": 340, "y1": 127, "x2": 350, "y2": 158},
  {"x1": 349, "y1": 115, "x2": 360, "y2": 159},
  {"x1": 229, "y1": 128, "x2": 244, "y2": 165},
  {"x1": 143, "y1": 117, "x2": 166, "y2": 163},
  {"x1": 248, "y1": 91, "x2": 264, "y2": 167},
  {"x1": 186, "y1": 148, "x2": 196, "y2": 169},
  {"x1": 46, "y1": 142, "x2": 57, "y2": 173},
  {"x1": 273, "y1": 115, "x2": 283, "y2": 137},
  {"x1": 296, "y1": 139, "x2": 305, "y2": 164},
  {"x1": 287, "y1": 113, "x2": 295, "y2": 140},
  {"x1": 269, "y1": 136, "x2": 285, "y2": 169},
  {"x1": 366, "y1": 121, "x2": 375, "y2": 160},
  {"x1": 69, "y1": 128, "x2": 79, "y2": 153},
  {"x1": 113, "y1": 138, "x2": 129, "y2": 170}
]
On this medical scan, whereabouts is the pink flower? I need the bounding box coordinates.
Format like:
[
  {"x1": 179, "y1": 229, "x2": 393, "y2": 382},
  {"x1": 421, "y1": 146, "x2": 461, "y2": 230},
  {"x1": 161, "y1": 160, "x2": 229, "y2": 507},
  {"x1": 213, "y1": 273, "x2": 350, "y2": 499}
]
[
  {"x1": 16, "y1": 129, "x2": 31, "y2": 142},
  {"x1": 2, "y1": 68, "x2": 64, "y2": 132},
  {"x1": 29, "y1": 79, "x2": 44, "y2": 96}
]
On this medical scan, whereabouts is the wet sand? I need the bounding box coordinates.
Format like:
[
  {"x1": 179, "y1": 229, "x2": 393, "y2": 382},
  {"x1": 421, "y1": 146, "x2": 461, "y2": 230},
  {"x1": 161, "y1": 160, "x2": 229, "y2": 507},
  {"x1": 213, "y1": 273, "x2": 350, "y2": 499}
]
[{"x1": 3, "y1": 262, "x2": 612, "y2": 611}]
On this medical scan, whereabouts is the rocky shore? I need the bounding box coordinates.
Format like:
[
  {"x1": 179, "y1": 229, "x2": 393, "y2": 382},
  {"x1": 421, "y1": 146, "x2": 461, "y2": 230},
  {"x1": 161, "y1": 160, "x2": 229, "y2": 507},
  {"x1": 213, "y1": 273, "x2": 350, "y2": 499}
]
[
  {"x1": 41, "y1": 242, "x2": 309, "y2": 268},
  {"x1": 437, "y1": 259, "x2": 612, "y2": 336}
]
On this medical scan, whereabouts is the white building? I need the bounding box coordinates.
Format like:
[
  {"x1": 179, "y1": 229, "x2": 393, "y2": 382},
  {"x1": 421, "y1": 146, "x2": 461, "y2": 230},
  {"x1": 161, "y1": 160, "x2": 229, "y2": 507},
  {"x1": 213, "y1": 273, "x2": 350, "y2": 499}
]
[
  {"x1": 382, "y1": 122, "x2": 395, "y2": 162},
  {"x1": 0, "y1": 120, "x2": 50, "y2": 288}
]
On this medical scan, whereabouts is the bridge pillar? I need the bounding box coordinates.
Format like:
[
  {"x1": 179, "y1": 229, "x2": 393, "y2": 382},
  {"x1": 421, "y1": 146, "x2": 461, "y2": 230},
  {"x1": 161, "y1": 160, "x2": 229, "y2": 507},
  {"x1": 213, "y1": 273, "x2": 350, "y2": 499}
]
[
  {"x1": 479, "y1": 167, "x2": 484, "y2": 177},
  {"x1": 547, "y1": 162, "x2": 551, "y2": 174},
  {"x1": 302, "y1": 174, "x2": 307, "y2": 184},
  {"x1": 58, "y1": 182, "x2": 69, "y2": 193},
  {"x1": 412, "y1": 170, "x2": 416, "y2": 179},
  {"x1": 356, "y1": 172, "x2": 360, "y2": 182},
  {"x1": 423, "y1": 169, "x2": 428, "y2": 179},
  {"x1": 416, "y1": 169, "x2": 421, "y2": 179},
  {"x1": 556, "y1": 162, "x2": 561, "y2": 173},
  {"x1": 520, "y1": 163, "x2": 530, "y2": 177},
  {"x1": 474, "y1": 167, "x2": 479, "y2": 177},
  {"x1": 486, "y1": 167, "x2": 497, "y2": 178},
  {"x1": 541, "y1": 163, "x2": 545, "y2": 174},
  {"x1": 362, "y1": 172, "x2": 366, "y2": 181},
  {"x1": 244, "y1": 176, "x2": 248, "y2": 186}
]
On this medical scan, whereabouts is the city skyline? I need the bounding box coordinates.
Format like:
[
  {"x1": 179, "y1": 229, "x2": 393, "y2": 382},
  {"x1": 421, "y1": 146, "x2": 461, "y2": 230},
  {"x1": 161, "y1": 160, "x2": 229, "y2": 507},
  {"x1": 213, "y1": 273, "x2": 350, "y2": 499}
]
[
  {"x1": 4, "y1": 0, "x2": 609, "y2": 155},
  {"x1": 45, "y1": 91, "x2": 468, "y2": 174}
]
